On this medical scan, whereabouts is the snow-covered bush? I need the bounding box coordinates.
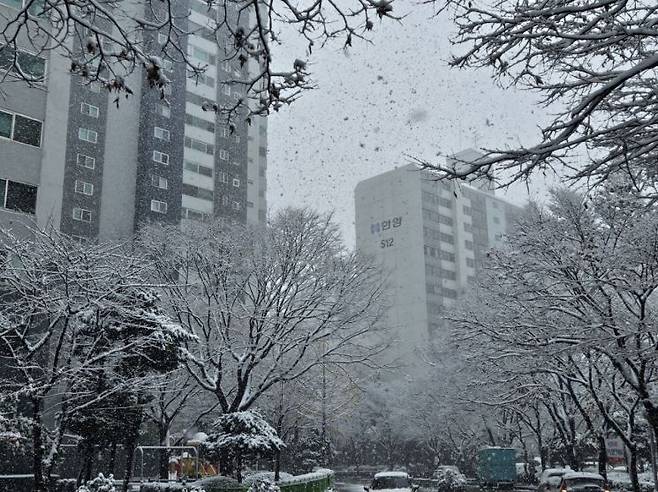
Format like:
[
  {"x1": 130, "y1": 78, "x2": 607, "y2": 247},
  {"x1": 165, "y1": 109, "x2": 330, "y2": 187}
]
[
  {"x1": 247, "y1": 480, "x2": 281, "y2": 492},
  {"x1": 77, "y1": 474, "x2": 116, "y2": 492},
  {"x1": 192, "y1": 475, "x2": 242, "y2": 491},
  {"x1": 140, "y1": 483, "x2": 206, "y2": 492},
  {"x1": 201, "y1": 411, "x2": 284, "y2": 482},
  {"x1": 435, "y1": 469, "x2": 466, "y2": 492},
  {"x1": 243, "y1": 472, "x2": 293, "y2": 484}
]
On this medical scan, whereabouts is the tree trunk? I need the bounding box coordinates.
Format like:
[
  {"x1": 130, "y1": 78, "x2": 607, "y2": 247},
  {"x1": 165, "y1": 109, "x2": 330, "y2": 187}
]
[
  {"x1": 274, "y1": 449, "x2": 281, "y2": 481},
  {"x1": 122, "y1": 415, "x2": 142, "y2": 492},
  {"x1": 84, "y1": 441, "x2": 94, "y2": 483},
  {"x1": 629, "y1": 447, "x2": 641, "y2": 492},
  {"x1": 598, "y1": 434, "x2": 607, "y2": 481},
  {"x1": 158, "y1": 423, "x2": 169, "y2": 479},
  {"x1": 109, "y1": 441, "x2": 117, "y2": 476},
  {"x1": 31, "y1": 397, "x2": 46, "y2": 492}
]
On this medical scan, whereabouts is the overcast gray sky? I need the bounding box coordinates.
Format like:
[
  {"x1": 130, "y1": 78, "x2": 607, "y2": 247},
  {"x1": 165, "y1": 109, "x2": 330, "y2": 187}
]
[{"x1": 266, "y1": 1, "x2": 556, "y2": 247}]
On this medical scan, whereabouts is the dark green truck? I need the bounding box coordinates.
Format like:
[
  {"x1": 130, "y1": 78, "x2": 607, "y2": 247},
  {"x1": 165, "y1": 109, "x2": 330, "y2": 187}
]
[{"x1": 477, "y1": 448, "x2": 517, "y2": 489}]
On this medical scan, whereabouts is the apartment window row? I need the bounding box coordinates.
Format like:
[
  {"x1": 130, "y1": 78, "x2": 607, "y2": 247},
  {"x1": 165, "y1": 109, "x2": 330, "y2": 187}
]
[
  {"x1": 74, "y1": 179, "x2": 94, "y2": 196},
  {"x1": 153, "y1": 150, "x2": 169, "y2": 164},
  {"x1": 190, "y1": 0, "x2": 218, "y2": 16},
  {"x1": 0, "y1": 45, "x2": 46, "y2": 81},
  {"x1": 0, "y1": 178, "x2": 37, "y2": 214},
  {"x1": 188, "y1": 70, "x2": 216, "y2": 88},
  {"x1": 466, "y1": 258, "x2": 475, "y2": 268},
  {"x1": 0, "y1": 109, "x2": 42, "y2": 147},
  {"x1": 188, "y1": 45, "x2": 215, "y2": 65},
  {"x1": 77, "y1": 153, "x2": 96, "y2": 169},
  {"x1": 185, "y1": 136, "x2": 214, "y2": 155},
  {"x1": 157, "y1": 104, "x2": 171, "y2": 118},
  {"x1": 151, "y1": 174, "x2": 168, "y2": 189},
  {"x1": 185, "y1": 113, "x2": 215, "y2": 133},
  {"x1": 442, "y1": 287, "x2": 458, "y2": 299},
  {"x1": 184, "y1": 159, "x2": 213, "y2": 177},
  {"x1": 78, "y1": 127, "x2": 98, "y2": 143},
  {"x1": 425, "y1": 264, "x2": 457, "y2": 281},
  {"x1": 154, "y1": 126, "x2": 171, "y2": 141},
  {"x1": 182, "y1": 183, "x2": 213, "y2": 201},
  {"x1": 465, "y1": 240, "x2": 474, "y2": 250},
  {"x1": 218, "y1": 171, "x2": 228, "y2": 183},
  {"x1": 423, "y1": 226, "x2": 454, "y2": 245},
  {"x1": 187, "y1": 21, "x2": 216, "y2": 42},
  {"x1": 73, "y1": 207, "x2": 92, "y2": 222},
  {"x1": 181, "y1": 206, "x2": 210, "y2": 222},
  {"x1": 151, "y1": 199, "x2": 168, "y2": 214},
  {"x1": 80, "y1": 102, "x2": 99, "y2": 118},
  {"x1": 464, "y1": 222, "x2": 473, "y2": 232}
]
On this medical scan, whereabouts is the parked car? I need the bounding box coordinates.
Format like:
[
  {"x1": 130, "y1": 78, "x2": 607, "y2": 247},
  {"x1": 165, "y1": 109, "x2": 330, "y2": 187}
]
[
  {"x1": 365, "y1": 472, "x2": 418, "y2": 492},
  {"x1": 434, "y1": 466, "x2": 467, "y2": 492},
  {"x1": 538, "y1": 468, "x2": 571, "y2": 492},
  {"x1": 558, "y1": 472, "x2": 609, "y2": 492}
]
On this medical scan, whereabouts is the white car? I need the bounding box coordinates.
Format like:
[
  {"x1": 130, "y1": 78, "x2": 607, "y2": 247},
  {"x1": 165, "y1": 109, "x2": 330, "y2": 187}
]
[
  {"x1": 365, "y1": 472, "x2": 419, "y2": 492},
  {"x1": 538, "y1": 468, "x2": 571, "y2": 492},
  {"x1": 558, "y1": 472, "x2": 609, "y2": 492}
]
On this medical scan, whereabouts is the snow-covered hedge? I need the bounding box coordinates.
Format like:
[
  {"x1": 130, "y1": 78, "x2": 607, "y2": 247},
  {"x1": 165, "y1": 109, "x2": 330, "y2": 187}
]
[
  {"x1": 193, "y1": 475, "x2": 244, "y2": 492},
  {"x1": 243, "y1": 472, "x2": 294, "y2": 484},
  {"x1": 139, "y1": 482, "x2": 204, "y2": 492},
  {"x1": 278, "y1": 469, "x2": 334, "y2": 485}
]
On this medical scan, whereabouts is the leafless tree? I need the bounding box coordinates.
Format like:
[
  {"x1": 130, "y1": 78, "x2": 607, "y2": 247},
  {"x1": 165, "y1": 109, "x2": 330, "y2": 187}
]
[
  {"x1": 139, "y1": 208, "x2": 389, "y2": 416},
  {"x1": 0, "y1": 0, "x2": 400, "y2": 118},
  {"x1": 417, "y1": 0, "x2": 658, "y2": 197}
]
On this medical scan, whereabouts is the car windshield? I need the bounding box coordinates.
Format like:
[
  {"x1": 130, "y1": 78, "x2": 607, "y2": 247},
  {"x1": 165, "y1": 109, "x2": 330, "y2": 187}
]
[
  {"x1": 372, "y1": 477, "x2": 412, "y2": 489},
  {"x1": 565, "y1": 478, "x2": 605, "y2": 488}
]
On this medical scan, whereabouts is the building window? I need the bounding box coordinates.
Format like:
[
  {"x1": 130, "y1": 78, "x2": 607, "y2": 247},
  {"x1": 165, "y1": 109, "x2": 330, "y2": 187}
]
[
  {"x1": 184, "y1": 136, "x2": 214, "y2": 155},
  {"x1": 154, "y1": 126, "x2": 170, "y2": 141},
  {"x1": 247, "y1": 201, "x2": 254, "y2": 208},
  {"x1": 232, "y1": 201, "x2": 241, "y2": 210},
  {"x1": 218, "y1": 171, "x2": 228, "y2": 183},
  {"x1": 72, "y1": 207, "x2": 92, "y2": 222},
  {"x1": 151, "y1": 174, "x2": 168, "y2": 189},
  {"x1": 0, "y1": 45, "x2": 46, "y2": 81},
  {"x1": 438, "y1": 214, "x2": 453, "y2": 226},
  {"x1": 74, "y1": 179, "x2": 94, "y2": 196},
  {"x1": 222, "y1": 127, "x2": 230, "y2": 138},
  {"x1": 184, "y1": 159, "x2": 213, "y2": 177},
  {"x1": 465, "y1": 240, "x2": 474, "y2": 250},
  {"x1": 232, "y1": 178, "x2": 240, "y2": 188},
  {"x1": 152, "y1": 150, "x2": 169, "y2": 164},
  {"x1": 76, "y1": 153, "x2": 96, "y2": 169},
  {"x1": 222, "y1": 195, "x2": 229, "y2": 206},
  {"x1": 258, "y1": 146, "x2": 266, "y2": 157},
  {"x1": 0, "y1": 109, "x2": 43, "y2": 147},
  {"x1": 463, "y1": 206, "x2": 472, "y2": 215},
  {"x1": 78, "y1": 127, "x2": 98, "y2": 143},
  {"x1": 80, "y1": 102, "x2": 99, "y2": 118},
  {"x1": 466, "y1": 258, "x2": 475, "y2": 268},
  {"x1": 218, "y1": 149, "x2": 229, "y2": 160},
  {"x1": 185, "y1": 113, "x2": 215, "y2": 133},
  {"x1": 464, "y1": 222, "x2": 472, "y2": 232},
  {"x1": 0, "y1": 178, "x2": 37, "y2": 214},
  {"x1": 182, "y1": 183, "x2": 213, "y2": 201},
  {"x1": 157, "y1": 104, "x2": 170, "y2": 118},
  {"x1": 151, "y1": 199, "x2": 168, "y2": 214}
]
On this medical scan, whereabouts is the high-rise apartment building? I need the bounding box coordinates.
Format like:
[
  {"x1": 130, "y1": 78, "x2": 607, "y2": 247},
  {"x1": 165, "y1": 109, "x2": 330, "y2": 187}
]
[
  {"x1": 0, "y1": 0, "x2": 267, "y2": 238},
  {"x1": 354, "y1": 150, "x2": 522, "y2": 357}
]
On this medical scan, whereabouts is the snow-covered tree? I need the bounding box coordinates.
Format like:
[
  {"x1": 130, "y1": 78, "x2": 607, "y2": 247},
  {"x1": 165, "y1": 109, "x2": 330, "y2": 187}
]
[
  {"x1": 202, "y1": 410, "x2": 284, "y2": 482},
  {"x1": 0, "y1": 227, "x2": 191, "y2": 492},
  {"x1": 418, "y1": 0, "x2": 658, "y2": 197},
  {"x1": 449, "y1": 187, "x2": 658, "y2": 491},
  {"x1": 140, "y1": 208, "x2": 388, "y2": 416},
  {"x1": 0, "y1": 0, "x2": 399, "y2": 118}
]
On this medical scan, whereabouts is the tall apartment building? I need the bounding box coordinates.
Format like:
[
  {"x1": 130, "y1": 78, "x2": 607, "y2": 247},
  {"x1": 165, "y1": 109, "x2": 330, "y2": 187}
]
[
  {"x1": 354, "y1": 150, "x2": 522, "y2": 358},
  {"x1": 0, "y1": 0, "x2": 267, "y2": 238}
]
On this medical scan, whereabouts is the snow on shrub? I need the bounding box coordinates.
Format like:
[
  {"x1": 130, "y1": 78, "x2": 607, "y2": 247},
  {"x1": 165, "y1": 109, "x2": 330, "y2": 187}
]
[
  {"x1": 247, "y1": 480, "x2": 281, "y2": 492},
  {"x1": 434, "y1": 469, "x2": 466, "y2": 492},
  {"x1": 192, "y1": 475, "x2": 243, "y2": 491},
  {"x1": 139, "y1": 483, "x2": 206, "y2": 492},
  {"x1": 77, "y1": 474, "x2": 117, "y2": 492},
  {"x1": 244, "y1": 472, "x2": 293, "y2": 484}
]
